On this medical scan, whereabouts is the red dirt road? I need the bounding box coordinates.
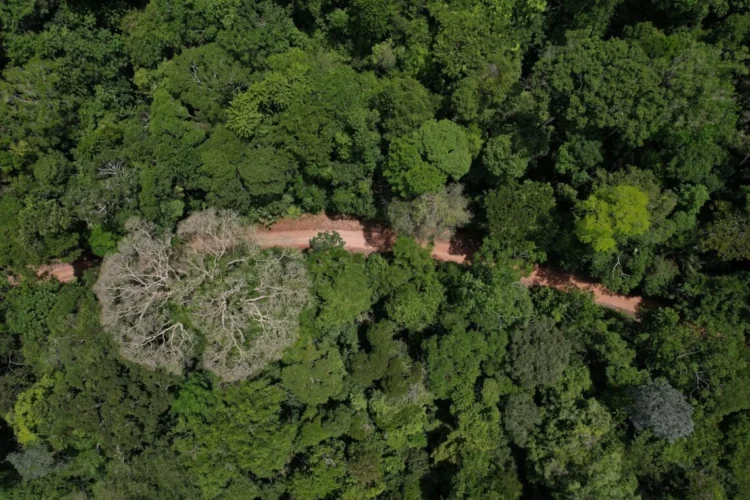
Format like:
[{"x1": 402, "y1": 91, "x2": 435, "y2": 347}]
[
  {"x1": 21, "y1": 213, "x2": 643, "y2": 316},
  {"x1": 257, "y1": 214, "x2": 643, "y2": 316},
  {"x1": 255, "y1": 214, "x2": 463, "y2": 263},
  {"x1": 8, "y1": 258, "x2": 95, "y2": 286},
  {"x1": 520, "y1": 267, "x2": 642, "y2": 316},
  {"x1": 36, "y1": 263, "x2": 76, "y2": 283}
]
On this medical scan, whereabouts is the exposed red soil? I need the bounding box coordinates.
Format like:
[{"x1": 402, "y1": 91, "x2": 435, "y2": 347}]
[
  {"x1": 7, "y1": 257, "x2": 98, "y2": 286},
  {"x1": 18, "y1": 213, "x2": 644, "y2": 316},
  {"x1": 256, "y1": 214, "x2": 464, "y2": 262},
  {"x1": 257, "y1": 214, "x2": 643, "y2": 316},
  {"x1": 36, "y1": 263, "x2": 76, "y2": 283},
  {"x1": 519, "y1": 267, "x2": 643, "y2": 316}
]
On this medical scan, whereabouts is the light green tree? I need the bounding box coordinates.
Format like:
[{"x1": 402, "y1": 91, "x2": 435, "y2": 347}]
[{"x1": 575, "y1": 185, "x2": 650, "y2": 252}]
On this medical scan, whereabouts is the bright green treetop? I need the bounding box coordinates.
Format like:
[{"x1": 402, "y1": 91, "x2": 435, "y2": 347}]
[{"x1": 575, "y1": 185, "x2": 651, "y2": 252}]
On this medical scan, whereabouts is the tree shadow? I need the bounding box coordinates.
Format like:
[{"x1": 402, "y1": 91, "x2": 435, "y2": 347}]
[
  {"x1": 531, "y1": 266, "x2": 585, "y2": 290},
  {"x1": 362, "y1": 221, "x2": 397, "y2": 252},
  {"x1": 448, "y1": 229, "x2": 480, "y2": 263},
  {"x1": 325, "y1": 211, "x2": 355, "y2": 222},
  {"x1": 635, "y1": 296, "x2": 663, "y2": 317},
  {"x1": 72, "y1": 254, "x2": 100, "y2": 278}
]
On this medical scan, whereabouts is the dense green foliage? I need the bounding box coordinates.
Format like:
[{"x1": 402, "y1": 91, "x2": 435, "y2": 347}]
[{"x1": 1, "y1": 0, "x2": 750, "y2": 498}]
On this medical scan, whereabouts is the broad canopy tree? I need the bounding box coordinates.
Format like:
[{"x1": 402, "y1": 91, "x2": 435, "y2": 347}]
[
  {"x1": 388, "y1": 183, "x2": 471, "y2": 241},
  {"x1": 385, "y1": 120, "x2": 472, "y2": 198},
  {"x1": 575, "y1": 185, "x2": 651, "y2": 253},
  {"x1": 94, "y1": 209, "x2": 310, "y2": 382}
]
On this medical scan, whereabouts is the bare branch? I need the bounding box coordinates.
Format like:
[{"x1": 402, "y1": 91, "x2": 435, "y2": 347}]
[
  {"x1": 94, "y1": 219, "x2": 191, "y2": 374},
  {"x1": 95, "y1": 210, "x2": 309, "y2": 382}
]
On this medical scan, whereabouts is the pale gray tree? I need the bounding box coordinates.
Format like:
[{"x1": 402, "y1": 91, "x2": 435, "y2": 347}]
[
  {"x1": 95, "y1": 209, "x2": 310, "y2": 382},
  {"x1": 629, "y1": 379, "x2": 694, "y2": 442}
]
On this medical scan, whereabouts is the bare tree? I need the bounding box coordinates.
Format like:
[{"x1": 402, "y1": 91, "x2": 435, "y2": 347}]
[
  {"x1": 175, "y1": 208, "x2": 253, "y2": 291},
  {"x1": 388, "y1": 184, "x2": 471, "y2": 241},
  {"x1": 176, "y1": 208, "x2": 255, "y2": 258},
  {"x1": 97, "y1": 160, "x2": 125, "y2": 178},
  {"x1": 94, "y1": 219, "x2": 192, "y2": 374},
  {"x1": 196, "y1": 251, "x2": 310, "y2": 382},
  {"x1": 95, "y1": 210, "x2": 310, "y2": 382}
]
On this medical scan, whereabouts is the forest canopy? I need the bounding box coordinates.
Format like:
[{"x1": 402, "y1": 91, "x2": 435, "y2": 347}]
[{"x1": 1, "y1": 0, "x2": 749, "y2": 499}]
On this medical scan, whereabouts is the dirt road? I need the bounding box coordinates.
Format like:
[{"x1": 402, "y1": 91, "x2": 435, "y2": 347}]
[
  {"x1": 256, "y1": 214, "x2": 643, "y2": 316},
  {"x1": 36, "y1": 263, "x2": 76, "y2": 282},
  {"x1": 519, "y1": 267, "x2": 642, "y2": 316},
  {"x1": 24, "y1": 213, "x2": 643, "y2": 316},
  {"x1": 8, "y1": 258, "x2": 95, "y2": 286},
  {"x1": 255, "y1": 214, "x2": 465, "y2": 262}
]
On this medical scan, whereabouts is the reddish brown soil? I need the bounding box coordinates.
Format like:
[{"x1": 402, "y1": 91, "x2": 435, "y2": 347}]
[
  {"x1": 8, "y1": 257, "x2": 97, "y2": 285},
  {"x1": 19, "y1": 213, "x2": 643, "y2": 316},
  {"x1": 36, "y1": 263, "x2": 76, "y2": 283},
  {"x1": 519, "y1": 267, "x2": 642, "y2": 316},
  {"x1": 256, "y1": 214, "x2": 464, "y2": 262},
  {"x1": 257, "y1": 214, "x2": 643, "y2": 316}
]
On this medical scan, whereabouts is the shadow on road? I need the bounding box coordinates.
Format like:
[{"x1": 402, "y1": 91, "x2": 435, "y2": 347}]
[
  {"x1": 362, "y1": 222, "x2": 397, "y2": 252},
  {"x1": 448, "y1": 229, "x2": 480, "y2": 262},
  {"x1": 72, "y1": 255, "x2": 100, "y2": 278},
  {"x1": 531, "y1": 266, "x2": 587, "y2": 290}
]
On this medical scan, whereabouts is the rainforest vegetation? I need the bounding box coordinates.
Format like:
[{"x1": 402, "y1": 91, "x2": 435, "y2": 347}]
[{"x1": 1, "y1": 0, "x2": 750, "y2": 498}]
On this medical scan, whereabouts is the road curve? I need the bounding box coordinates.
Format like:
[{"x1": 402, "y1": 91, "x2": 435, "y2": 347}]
[{"x1": 256, "y1": 214, "x2": 643, "y2": 316}]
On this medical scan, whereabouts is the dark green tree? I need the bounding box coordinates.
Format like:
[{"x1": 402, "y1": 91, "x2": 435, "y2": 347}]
[
  {"x1": 485, "y1": 180, "x2": 557, "y2": 259},
  {"x1": 508, "y1": 318, "x2": 571, "y2": 388},
  {"x1": 504, "y1": 392, "x2": 542, "y2": 447}
]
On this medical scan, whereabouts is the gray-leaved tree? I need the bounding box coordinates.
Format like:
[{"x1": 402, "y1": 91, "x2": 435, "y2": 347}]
[
  {"x1": 629, "y1": 379, "x2": 694, "y2": 442},
  {"x1": 6, "y1": 446, "x2": 59, "y2": 481}
]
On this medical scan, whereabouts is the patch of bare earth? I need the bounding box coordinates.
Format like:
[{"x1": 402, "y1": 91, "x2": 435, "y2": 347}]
[
  {"x1": 36, "y1": 263, "x2": 76, "y2": 283},
  {"x1": 520, "y1": 267, "x2": 642, "y2": 316},
  {"x1": 9, "y1": 258, "x2": 96, "y2": 286}
]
